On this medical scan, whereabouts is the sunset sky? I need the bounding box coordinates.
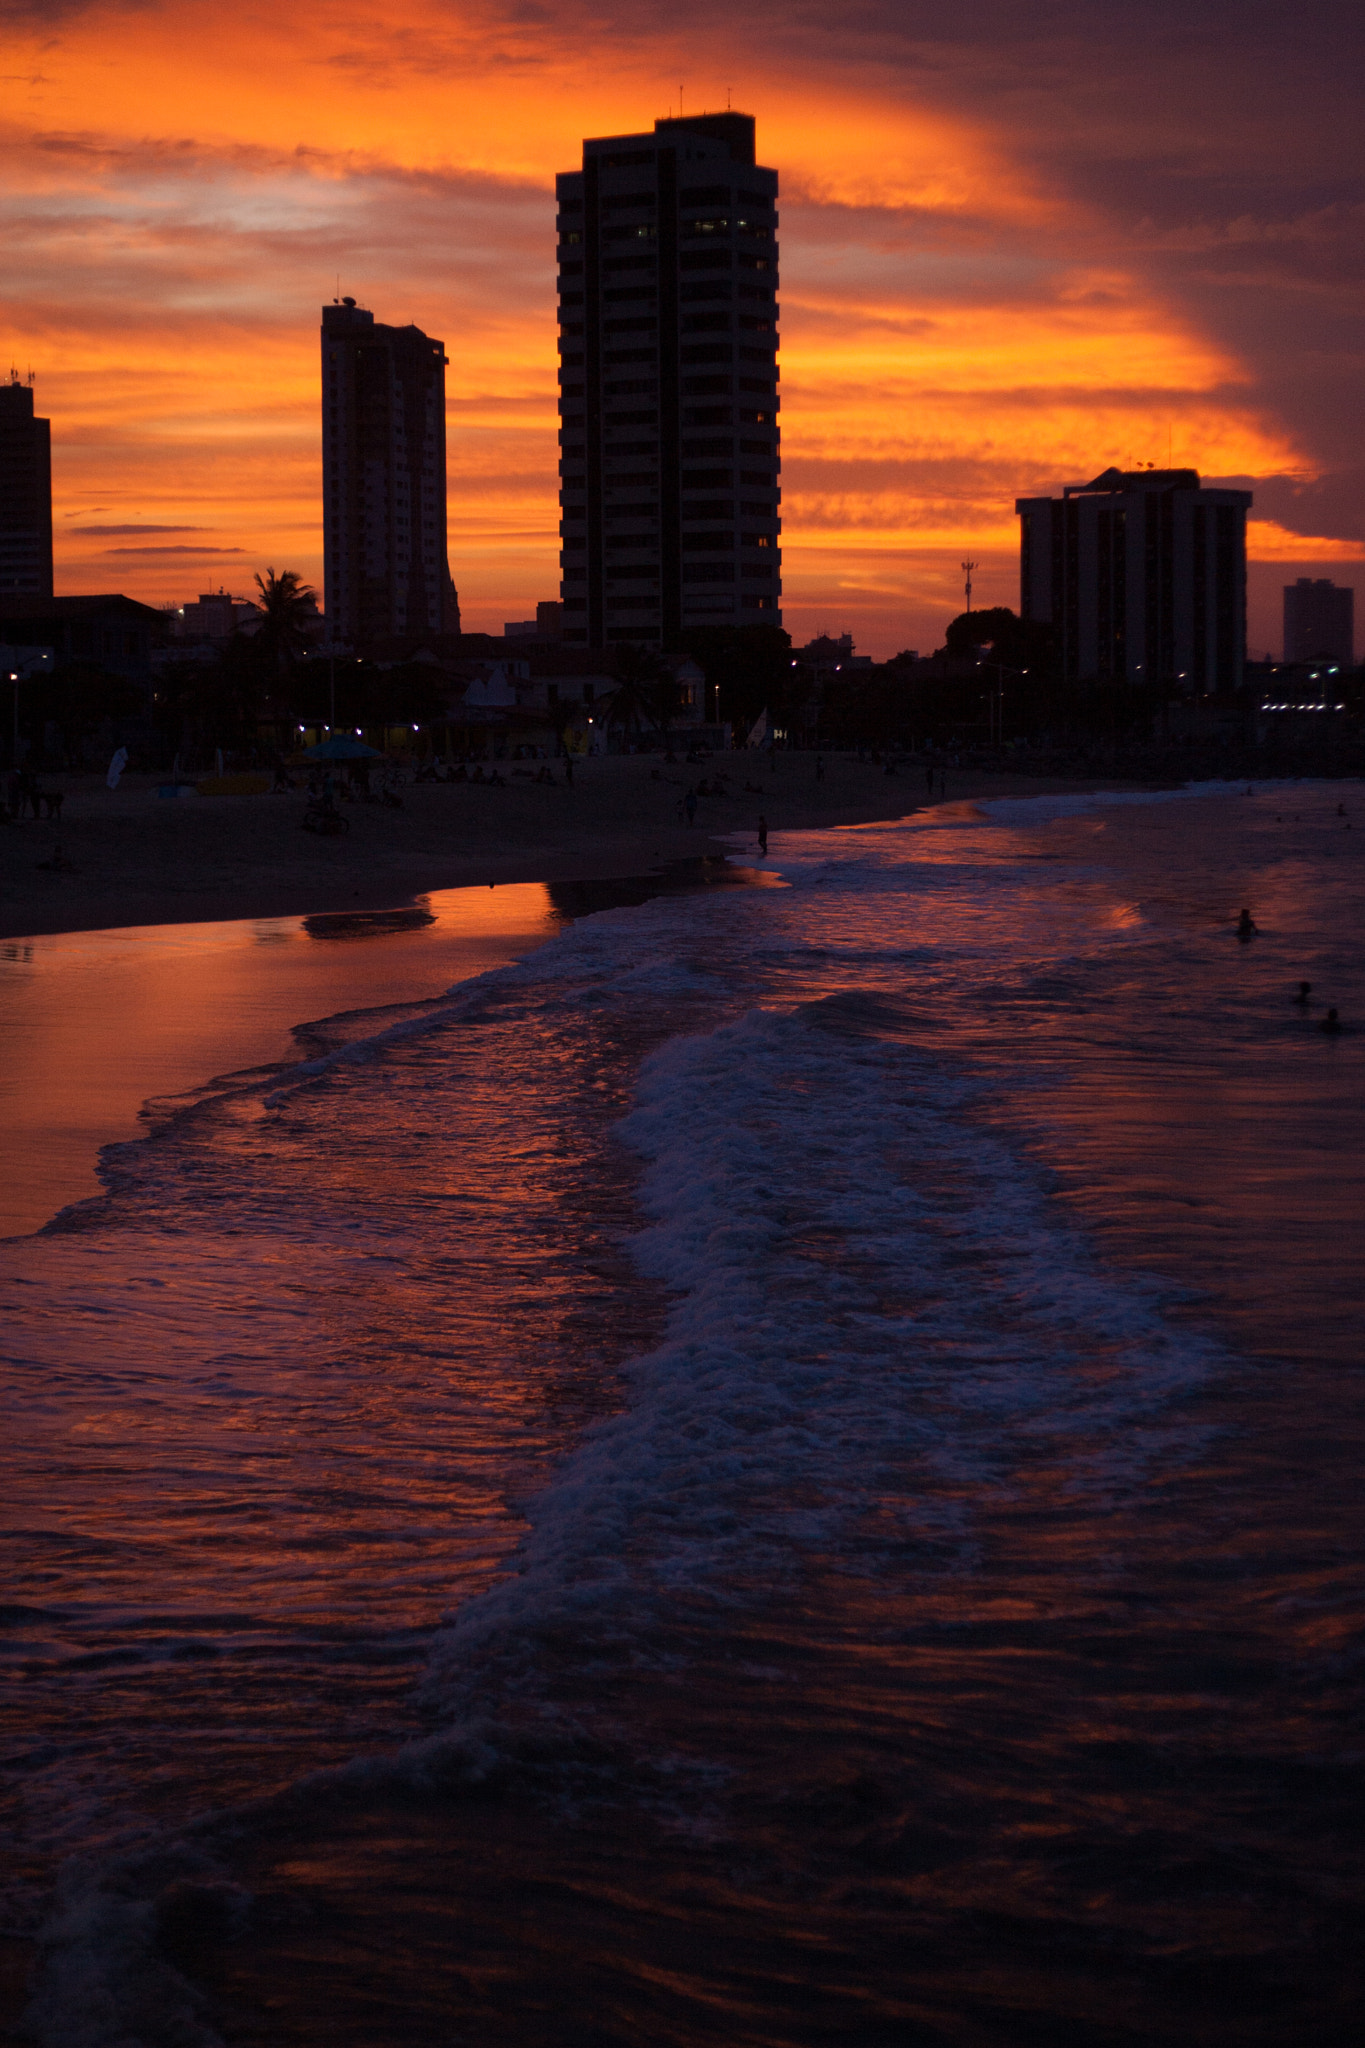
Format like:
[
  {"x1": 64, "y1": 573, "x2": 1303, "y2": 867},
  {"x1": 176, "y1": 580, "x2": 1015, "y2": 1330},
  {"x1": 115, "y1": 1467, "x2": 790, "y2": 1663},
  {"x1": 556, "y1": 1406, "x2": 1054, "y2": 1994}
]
[{"x1": 4, "y1": 0, "x2": 1362, "y2": 656}]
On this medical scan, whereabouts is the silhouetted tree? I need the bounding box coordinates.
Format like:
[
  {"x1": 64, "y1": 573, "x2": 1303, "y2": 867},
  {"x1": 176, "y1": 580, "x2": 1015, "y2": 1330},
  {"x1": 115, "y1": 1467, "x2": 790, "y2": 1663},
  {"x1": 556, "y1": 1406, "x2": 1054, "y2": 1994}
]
[
  {"x1": 670, "y1": 623, "x2": 793, "y2": 735},
  {"x1": 293, "y1": 655, "x2": 452, "y2": 730},
  {"x1": 26, "y1": 662, "x2": 143, "y2": 767},
  {"x1": 254, "y1": 568, "x2": 319, "y2": 677},
  {"x1": 941, "y1": 607, "x2": 1055, "y2": 676},
  {"x1": 598, "y1": 641, "x2": 674, "y2": 744}
]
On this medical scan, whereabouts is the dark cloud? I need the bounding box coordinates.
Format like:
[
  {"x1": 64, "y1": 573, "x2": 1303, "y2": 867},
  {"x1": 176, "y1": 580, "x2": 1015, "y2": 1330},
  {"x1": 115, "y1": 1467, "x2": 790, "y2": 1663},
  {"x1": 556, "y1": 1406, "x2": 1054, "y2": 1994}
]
[
  {"x1": 10, "y1": 0, "x2": 1360, "y2": 645},
  {"x1": 506, "y1": 0, "x2": 1365, "y2": 540},
  {"x1": 72, "y1": 523, "x2": 204, "y2": 535},
  {"x1": 104, "y1": 543, "x2": 244, "y2": 555}
]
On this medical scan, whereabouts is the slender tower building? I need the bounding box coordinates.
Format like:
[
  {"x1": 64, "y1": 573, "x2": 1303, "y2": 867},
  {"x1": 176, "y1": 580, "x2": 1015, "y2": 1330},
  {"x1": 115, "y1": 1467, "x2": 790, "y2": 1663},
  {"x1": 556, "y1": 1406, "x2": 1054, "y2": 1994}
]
[
  {"x1": 0, "y1": 372, "x2": 54, "y2": 599},
  {"x1": 556, "y1": 112, "x2": 781, "y2": 647},
  {"x1": 320, "y1": 299, "x2": 460, "y2": 649}
]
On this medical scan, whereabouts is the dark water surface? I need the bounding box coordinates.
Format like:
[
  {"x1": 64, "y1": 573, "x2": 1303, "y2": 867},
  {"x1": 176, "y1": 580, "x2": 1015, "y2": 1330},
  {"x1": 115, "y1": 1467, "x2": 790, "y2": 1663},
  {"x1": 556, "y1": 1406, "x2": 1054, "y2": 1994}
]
[{"x1": 3, "y1": 786, "x2": 1363, "y2": 2046}]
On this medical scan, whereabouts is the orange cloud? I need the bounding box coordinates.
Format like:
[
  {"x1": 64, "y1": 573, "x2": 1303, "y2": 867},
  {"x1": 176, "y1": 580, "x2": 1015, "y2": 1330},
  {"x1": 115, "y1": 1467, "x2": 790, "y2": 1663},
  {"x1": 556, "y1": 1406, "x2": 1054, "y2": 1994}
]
[
  {"x1": 2, "y1": 1, "x2": 1339, "y2": 655},
  {"x1": 1248, "y1": 520, "x2": 1365, "y2": 563}
]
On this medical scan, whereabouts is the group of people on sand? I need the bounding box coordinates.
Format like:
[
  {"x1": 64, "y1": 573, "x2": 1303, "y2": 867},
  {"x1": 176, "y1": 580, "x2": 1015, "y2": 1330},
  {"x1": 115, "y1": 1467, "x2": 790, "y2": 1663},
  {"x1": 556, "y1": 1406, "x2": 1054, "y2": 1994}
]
[
  {"x1": 409, "y1": 751, "x2": 576, "y2": 789},
  {"x1": 649, "y1": 765, "x2": 771, "y2": 854},
  {"x1": 678, "y1": 771, "x2": 737, "y2": 828},
  {"x1": 5, "y1": 766, "x2": 63, "y2": 821}
]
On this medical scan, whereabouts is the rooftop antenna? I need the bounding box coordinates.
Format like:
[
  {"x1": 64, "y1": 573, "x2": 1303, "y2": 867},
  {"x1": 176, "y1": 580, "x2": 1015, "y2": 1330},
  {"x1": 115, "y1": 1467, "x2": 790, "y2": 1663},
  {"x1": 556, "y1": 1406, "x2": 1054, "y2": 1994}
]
[
  {"x1": 727, "y1": 84, "x2": 731, "y2": 108},
  {"x1": 961, "y1": 560, "x2": 978, "y2": 618}
]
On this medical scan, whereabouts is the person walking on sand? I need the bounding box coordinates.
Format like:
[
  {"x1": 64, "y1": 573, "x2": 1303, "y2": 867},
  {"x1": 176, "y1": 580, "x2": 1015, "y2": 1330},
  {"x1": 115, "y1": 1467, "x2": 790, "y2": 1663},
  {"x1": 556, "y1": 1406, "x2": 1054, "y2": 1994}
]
[
  {"x1": 684, "y1": 787, "x2": 698, "y2": 826},
  {"x1": 758, "y1": 813, "x2": 768, "y2": 855}
]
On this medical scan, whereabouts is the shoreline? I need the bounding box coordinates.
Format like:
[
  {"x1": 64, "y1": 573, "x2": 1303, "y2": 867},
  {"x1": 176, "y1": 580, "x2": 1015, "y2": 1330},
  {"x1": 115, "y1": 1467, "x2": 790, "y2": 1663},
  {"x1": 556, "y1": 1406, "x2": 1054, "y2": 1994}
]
[{"x1": 1, "y1": 756, "x2": 1168, "y2": 943}]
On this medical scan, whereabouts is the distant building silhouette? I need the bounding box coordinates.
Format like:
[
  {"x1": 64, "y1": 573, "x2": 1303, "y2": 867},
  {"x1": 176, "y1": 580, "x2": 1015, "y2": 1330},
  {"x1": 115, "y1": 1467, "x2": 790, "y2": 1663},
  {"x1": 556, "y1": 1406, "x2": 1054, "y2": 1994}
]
[
  {"x1": 556, "y1": 111, "x2": 781, "y2": 646},
  {"x1": 0, "y1": 594, "x2": 164, "y2": 684},
  {"x1": 1283, "y1": 577, "x2": 1353, "y2": 666},
  {"x1": 169, "y1": 590, "x2": 260, "y2": 641},
  {"x1": 1017, "y1": 468, "x2": 1251, "y2": 690},
  {"x1": 321, "y1": 299, "x2": 460, "y2": 650},
  {"x1": 0, "y1": 372, "x2": 53, "y2": 600}
]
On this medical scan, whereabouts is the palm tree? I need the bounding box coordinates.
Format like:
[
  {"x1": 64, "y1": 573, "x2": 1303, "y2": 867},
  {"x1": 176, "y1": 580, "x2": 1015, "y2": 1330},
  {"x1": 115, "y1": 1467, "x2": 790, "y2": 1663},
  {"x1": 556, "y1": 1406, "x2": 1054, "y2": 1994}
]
[
  {"x1": 596, "y1": 641, "x2": 673, "y2": 749},
  {"x1": 253, "y1": 568, "x2": 319, "y2": 676}
]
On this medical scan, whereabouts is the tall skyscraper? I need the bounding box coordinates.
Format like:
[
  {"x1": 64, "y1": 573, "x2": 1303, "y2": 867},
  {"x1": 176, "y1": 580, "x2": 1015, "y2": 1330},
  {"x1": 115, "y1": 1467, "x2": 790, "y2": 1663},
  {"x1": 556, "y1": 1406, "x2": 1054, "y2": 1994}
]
[
  {"x1": 556, "y1": 112, "x2": 781, "y2": 647},
  {"x1": 0, "y1": 372, "x2": 53, "y2": 600},
  {"x1": 1283, "y1": 578, "x2": 1354, "y2": 666},
  {"x1": 321, "y1": 299, "x2": 460, "y2": 649},
  {"x1": 1017, "y1": 468, "x2": 1251, "y2": 691}
]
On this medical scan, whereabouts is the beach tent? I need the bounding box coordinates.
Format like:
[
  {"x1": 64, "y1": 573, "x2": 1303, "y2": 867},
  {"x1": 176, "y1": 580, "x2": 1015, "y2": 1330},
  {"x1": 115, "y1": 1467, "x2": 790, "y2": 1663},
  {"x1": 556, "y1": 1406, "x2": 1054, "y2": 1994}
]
[{"x1": 304, "y1": 735, "x2": 383, "y2": 761}]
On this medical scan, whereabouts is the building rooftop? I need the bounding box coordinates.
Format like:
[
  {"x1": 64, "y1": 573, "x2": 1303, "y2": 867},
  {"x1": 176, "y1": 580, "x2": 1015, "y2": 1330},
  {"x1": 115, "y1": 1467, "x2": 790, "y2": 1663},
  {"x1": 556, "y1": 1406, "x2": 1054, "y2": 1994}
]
[
  {"x1": 1065, "y1": 467, "x2": 1202, "y2": 495},
  {"x1": 0, "y1": 593, "x2": 164, "y2": 620}
]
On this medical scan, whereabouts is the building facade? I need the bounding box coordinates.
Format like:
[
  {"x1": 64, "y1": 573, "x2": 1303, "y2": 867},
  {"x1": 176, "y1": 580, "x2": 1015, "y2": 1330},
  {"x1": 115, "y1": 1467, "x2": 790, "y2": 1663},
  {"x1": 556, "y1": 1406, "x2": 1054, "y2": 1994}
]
[
  {"x1": 169, "y1": 591, "x2": 261, "y2": 640},
  {"x1": 0, "y1": 374, "x2": 53, "y2": 601},
  {"x1": 1017, "y1": 468, "x2": 1251, "y2": 691},
  {"x1": 1283, "y1": 578, "x2": 1354, "y2": 666},
  {"x1": 0, "y1": 594, "x2": 164, "y2": 685},
  {"x1": 321, "y1": 299, "x2": 460, "y2": 650},
  {"x1": 556, "y1": 112, "x2": 781, "y2": 646}
]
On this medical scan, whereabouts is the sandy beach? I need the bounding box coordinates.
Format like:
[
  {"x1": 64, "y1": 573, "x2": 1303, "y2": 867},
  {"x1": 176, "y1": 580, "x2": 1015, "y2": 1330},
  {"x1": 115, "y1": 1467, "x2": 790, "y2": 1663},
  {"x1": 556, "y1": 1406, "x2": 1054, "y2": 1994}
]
[{"x1": 0, "y1": 755, "x2": 1159, "y2": 941}]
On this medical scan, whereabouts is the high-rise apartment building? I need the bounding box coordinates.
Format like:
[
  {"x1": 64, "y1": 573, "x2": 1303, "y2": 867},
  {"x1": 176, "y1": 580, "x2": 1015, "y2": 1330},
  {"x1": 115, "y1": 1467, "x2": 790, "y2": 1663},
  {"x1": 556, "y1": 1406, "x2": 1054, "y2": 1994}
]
[
  {"x1": 1283, "y1": 578, "x2": 1353, "y2": 666},
  {"x1": 1017, "y1": 468, "x2": 1251, "y2": 690},
  {"x1": 0, "y1": 373, "x2": 53, "y2": 600},
  {"x1": 556, "y1": 112, "x2": 781, "y2": 647},
  {"x1": 321, "y1": 299, "x2": 460, "y2": 649}
]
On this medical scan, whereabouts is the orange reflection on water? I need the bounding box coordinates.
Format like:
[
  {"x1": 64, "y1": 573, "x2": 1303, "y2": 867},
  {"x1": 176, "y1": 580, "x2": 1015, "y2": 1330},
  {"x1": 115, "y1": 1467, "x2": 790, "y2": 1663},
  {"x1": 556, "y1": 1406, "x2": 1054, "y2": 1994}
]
[{"x1": 0, "y1": 883, "x2": 557, "y2": 1239}]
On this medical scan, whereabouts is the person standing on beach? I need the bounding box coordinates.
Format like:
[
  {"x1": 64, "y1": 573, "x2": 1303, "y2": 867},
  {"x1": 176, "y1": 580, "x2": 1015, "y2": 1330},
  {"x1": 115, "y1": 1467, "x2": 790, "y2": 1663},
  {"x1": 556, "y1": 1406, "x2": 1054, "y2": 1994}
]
[
  {"x1": 758, "y1": 814, "x2": 768, "y2": 855},
  {"x1": 684, "y1": 788, "x2": 698, "y2": 826}
]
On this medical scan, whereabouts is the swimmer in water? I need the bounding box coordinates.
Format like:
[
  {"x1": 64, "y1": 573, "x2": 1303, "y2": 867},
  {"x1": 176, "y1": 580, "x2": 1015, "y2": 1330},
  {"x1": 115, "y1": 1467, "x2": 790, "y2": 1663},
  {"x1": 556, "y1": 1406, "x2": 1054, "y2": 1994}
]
[
  {"x1": 1293, "y1": 981, "x2": 1313, "y2": 1005},
  {"x1": 1319, "y1": 1007, "x2": 1343, "y2": 1035},
  {"x1": 1236, "y1": 908, "x2": 1257, "y2": 939}
]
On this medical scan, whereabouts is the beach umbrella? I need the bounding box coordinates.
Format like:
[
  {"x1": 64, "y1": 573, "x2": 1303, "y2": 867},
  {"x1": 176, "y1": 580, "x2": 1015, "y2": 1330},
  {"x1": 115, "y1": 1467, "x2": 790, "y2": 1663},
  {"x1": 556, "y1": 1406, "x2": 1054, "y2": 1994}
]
[{"x1": 304, "y1": 735, "x2": 382, "y2": 761}]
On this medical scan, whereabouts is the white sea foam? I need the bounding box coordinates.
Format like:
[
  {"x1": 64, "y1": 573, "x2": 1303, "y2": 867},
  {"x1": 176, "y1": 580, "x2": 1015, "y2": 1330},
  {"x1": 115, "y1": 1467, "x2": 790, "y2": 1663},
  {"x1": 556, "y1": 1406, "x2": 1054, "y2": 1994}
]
[
  {"x1": 17, "y1": 792, "x2": 1258, "y2": 2045},
  {"x1": 420, "y1": 983, "x2": 1222, "y2": 1717}
]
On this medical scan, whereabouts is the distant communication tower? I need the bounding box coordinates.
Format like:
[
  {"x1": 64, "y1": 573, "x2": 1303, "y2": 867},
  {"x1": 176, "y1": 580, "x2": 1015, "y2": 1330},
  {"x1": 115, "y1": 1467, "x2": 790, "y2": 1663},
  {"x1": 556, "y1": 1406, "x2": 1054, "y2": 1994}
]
[{"x1": 961, "y1": 560, "x2": 978, "y2": 618}]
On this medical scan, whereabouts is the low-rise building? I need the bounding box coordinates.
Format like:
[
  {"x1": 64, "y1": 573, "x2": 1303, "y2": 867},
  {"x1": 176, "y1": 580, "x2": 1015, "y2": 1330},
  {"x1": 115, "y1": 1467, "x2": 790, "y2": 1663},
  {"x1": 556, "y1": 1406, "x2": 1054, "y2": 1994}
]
[
  {"x1": 0, "y1": 594, "x2": 165, "y2": 684},
  {"x1": 168, "y1": 591, "x2": 261, "y2": 640}
]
